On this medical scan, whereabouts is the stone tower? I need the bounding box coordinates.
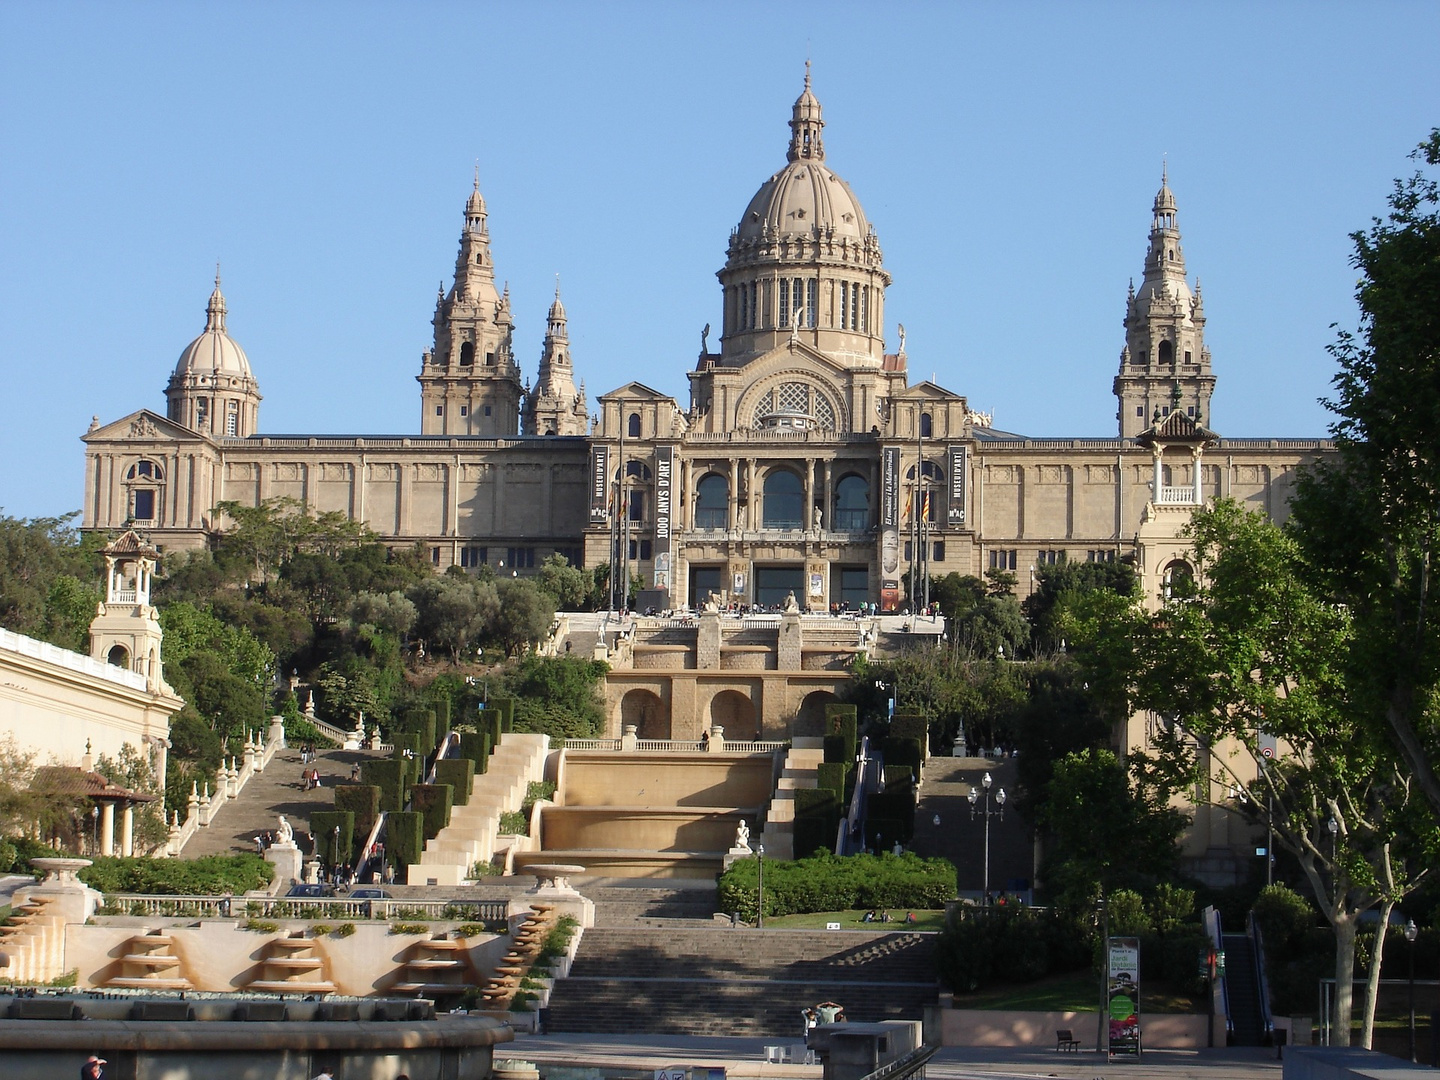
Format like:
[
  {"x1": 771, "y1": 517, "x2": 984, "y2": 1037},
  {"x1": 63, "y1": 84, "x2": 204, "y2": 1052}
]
[
  {"x1": 522, "y1": 283, "x2": 589, "y2": 436},
  {"x1": 89, "y1": 530, "x2": 172, "y2": 696},
  {"x1": 1114, "y1": 168, "x2": 1215, "y2": 438},
  {"x1": 417, "y1": 174, "x2": 523, "y2": 435},
  {"x1": 165, "y1": 273, "x2": 262, "y2": 437},
  {"x1": 714, "y1": 65, "x2": 892, "y2": 370}
]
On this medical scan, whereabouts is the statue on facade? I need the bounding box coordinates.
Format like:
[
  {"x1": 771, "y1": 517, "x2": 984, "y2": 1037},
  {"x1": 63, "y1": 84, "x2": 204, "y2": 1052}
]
[
  {"x1": 701, "y1": 323, "x2": 710, "y2": 353},
  {"x1": 813, "y1": 505, "x2": 824, "y2": 530},
  {"x1": 276, "y1": 814, "x2": 294, "y2": 846},
  {"x1": 704, "y1": 592, "x2": 720, "y2": 613},
  {"x1": 783, "y1": 590, "x2": 800, "y2": 614},
  {"x1": 897, "y1": 323, "x2": 907, "y2": 355},
  {"x1": 735, "y1": 819, "x2": 751, "y2": 851}
]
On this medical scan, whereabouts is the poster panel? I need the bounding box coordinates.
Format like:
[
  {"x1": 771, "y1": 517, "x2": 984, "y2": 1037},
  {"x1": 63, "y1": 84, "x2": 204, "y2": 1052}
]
[
  {"x1": 947, "y1": 444, "x2": 968, "y2": 525},
  {"x1": 881, "y1": 447, "x2": 901, "y2": 611},
  {"x1": 589, "y1": 444, "x2": 610, "y2": 524},
  {"x1": 654, "y1": 445, "x2": 673, "y2": 586},
  {"x1": 1107, "y1": 936, "x2": 1141, "y2": 1057}
]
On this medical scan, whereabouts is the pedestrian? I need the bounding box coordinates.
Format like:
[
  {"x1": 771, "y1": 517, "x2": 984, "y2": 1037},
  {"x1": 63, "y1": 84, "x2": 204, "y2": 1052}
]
[
  {"x1": 255, "y1": 834, "x2": 265, "y2": 855},
  {"x1": 81, "y1": 1055, "x2": 106, "y2": 1080},
  {"x1": 311, "y1": 1068, "x2": 335, "y2": 1080}
]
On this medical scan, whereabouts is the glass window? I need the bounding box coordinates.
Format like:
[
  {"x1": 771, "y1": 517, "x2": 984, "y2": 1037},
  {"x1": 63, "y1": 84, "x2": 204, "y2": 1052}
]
[
  {"x1": 833, "y1": 474, "x2": 869, "y2": 531},
  {"x1": 695, "y1": 474, "x2": 728, "y2": 529},
  {"x1": 806, "y1": 278, "x2": 817, "y2": 328},
  {"x1": 627, "y1": 413, "x2": 641, "y2": 438},
  {"x1": 628, "y1": 490, "x2": 646, "y2": 522},
  {"x1": 840, "y1": 282, "x2": 849, "y2": 329},
  {"x1": 920, "y1": 412, "x2": 933, "y2": 438},
  {"x1": 132, "y1": 489, "x2": 155, "y2": 521},
  {"x1": 779, "y1": 278, "x2": 791, "y2": 328},
  {"x1": 459, "y1": 545, "x2": 487, "y2": 568},
  {"x1": 860, "y1": 285, "x2": 868, "y2": 333},
  {"x1": 762, "y1": 470, "x2": 804, "y2": 529},
  {"x1": 933, "y1": 541, "x2": 945, "y2": 562}
]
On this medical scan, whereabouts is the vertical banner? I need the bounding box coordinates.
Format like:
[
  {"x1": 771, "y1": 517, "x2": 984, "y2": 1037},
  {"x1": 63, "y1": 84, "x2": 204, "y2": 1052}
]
[
  {"x1": 947, "y1": 444, "x2": 968, "y2": 525},
  {"x1": 880, "y1": 447, "x2": 901, "y2": 612},
  {"x1": 1107, "y1": 936, "x2": 1141, "y2": 1058},
  {"x1": 653, "y1": 445, "x2": 673, "y2": 589},
  {"x1": 589, "y1": 444, "x2": 610, "y2": 524}
]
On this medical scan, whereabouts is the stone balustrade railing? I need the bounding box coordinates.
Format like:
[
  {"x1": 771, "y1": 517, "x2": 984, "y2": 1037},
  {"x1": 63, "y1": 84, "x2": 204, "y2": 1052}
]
[
  {"x1": 168, "y1": 715, "x2": 287, "y2": 856},
  {"x1": 101, "y1": 892, "x2": 509, "y2": 922}
]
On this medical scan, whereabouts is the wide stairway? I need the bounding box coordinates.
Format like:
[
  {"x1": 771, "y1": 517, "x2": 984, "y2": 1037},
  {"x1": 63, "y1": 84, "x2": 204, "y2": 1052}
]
[
  {"x1": 911, "y1": 756, "x2": 1032, "y2": 897},
  {"x1": 544, "y1": 926, "x2": 938, "y2": 1036}
]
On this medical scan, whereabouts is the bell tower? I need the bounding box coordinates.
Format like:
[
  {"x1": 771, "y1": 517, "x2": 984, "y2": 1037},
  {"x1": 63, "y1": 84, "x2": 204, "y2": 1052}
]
[
  {"x1": 417, "y1": 173, "x2": 523, "y2": 435},
  {"x1": 522, "y1": 282, "x2": 589, "y2": 436},
  {"x1": 1114, "y1": 167, "x2": 1215, "y2": 438},
  {"x1": 89, "y1": 530, "x2": 172, "y2": 696}
]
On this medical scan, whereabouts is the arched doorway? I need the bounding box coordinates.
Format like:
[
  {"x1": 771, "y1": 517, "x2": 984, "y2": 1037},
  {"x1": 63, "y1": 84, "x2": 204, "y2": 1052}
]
[
  {"x1": 794, "y1": 690, "x2": 838, "y2": 737},
  {"x1": 620, "y1": 689, "x2": 668, "y2": 740},
  {"x1": 708, "y1": 690, "x2": 757, "y2": 740}
]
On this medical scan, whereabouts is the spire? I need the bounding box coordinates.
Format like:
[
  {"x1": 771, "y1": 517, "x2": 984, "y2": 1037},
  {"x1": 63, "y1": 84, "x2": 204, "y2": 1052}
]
[
  {"x1": 787, "y1": 61, "x2": 825, "y2": 163},
  {"x1": 1142, "y1": 164, "x2": 1187, "y2": 290},
  {"x1": 549, "y1": 275, "x2": 566, "y2": 325},
  {"x1": 204, "y1": 266, "x2": 227, "y2": 333}
]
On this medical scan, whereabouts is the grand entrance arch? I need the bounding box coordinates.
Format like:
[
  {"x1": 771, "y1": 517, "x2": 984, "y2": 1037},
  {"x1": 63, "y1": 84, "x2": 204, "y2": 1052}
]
[
  {"x1": 708, "y1": 690, "x2": 757, "y2": 741},
  {"x1": 794, "y1": 690, "x2": 839, "y2": 737},
  {"x1": 620, "y1": 688, "x2": 669, "y2": 740}
]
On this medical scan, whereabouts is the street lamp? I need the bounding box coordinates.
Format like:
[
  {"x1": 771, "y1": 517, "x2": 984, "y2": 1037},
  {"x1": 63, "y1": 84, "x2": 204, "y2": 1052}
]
[
  {"x1": 91, "y1": 804, "x2": 100, "y2": 854},
  {"x1": 1406, "y1": 918, "x2": 1419, "y2": 1062},
  {"x1": 967, "y1": 771, "x2": 1006, "y2": 901},
  {"x1": 332, "y1": 825, "x2": 342, "y2": 876},
  {"x1": 756, "y1": 843, "x2": 765, "y2": 929}
]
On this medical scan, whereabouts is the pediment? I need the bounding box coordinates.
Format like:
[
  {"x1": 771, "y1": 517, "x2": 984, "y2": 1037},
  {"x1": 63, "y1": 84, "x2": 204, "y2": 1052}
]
[
  {"x1": 596, "y1": 381, "x2": 677, "y2": 404},
  {"x1": 1136, "y1": 410, "x2": 1217, "y2": 447},
  {"x1": 83, "y1": 409, "x2": 207, "y2": 444},
  {"x1": 891, "y1": 379, "x2": 964, "y2": 402}
]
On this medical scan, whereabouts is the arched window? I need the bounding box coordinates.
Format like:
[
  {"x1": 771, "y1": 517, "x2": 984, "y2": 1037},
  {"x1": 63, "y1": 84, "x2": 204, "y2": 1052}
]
[
  {"x1": 833, "y1": 474, "x2": 870, "y2": 531},
  {"x1": 627, "y1": 413, "x2": 641, "y2": 438},
  {"x1": 905, "y1": 461, "x2": 943, "y2": 522},
  {"x1": 762, "y1": 470, "x2": 804, "y2": 529},
  {"x1": 920, "y1": 412, "x2": 933, "y2": 438},
  {"x1": 695, "y1": 474, "x2": 728, "y2": 530},
  {"x1": 1162, "y1": 559, "x2": 1196, "y2": 600},
  {"x1": 1158, "y1": 340, "x2": 1174, "y2": 365},
  {"x1": 106, "y1": 644, "x2": 130, "y2": 668},
  {"x1": 625, "y1": 461, "x2": 652, "y2": 481},
  {"x1": 459, "y1": 341, "x2": 475, "y2": 366}
]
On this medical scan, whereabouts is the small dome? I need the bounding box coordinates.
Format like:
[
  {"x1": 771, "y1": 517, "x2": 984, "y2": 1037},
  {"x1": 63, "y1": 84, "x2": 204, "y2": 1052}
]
[
  {"x1": 173, "y1": 278, "x2": 254, "y2": 379},
  {"x1": 736, "y1": 160, "x2": 870, "y2": 243}
]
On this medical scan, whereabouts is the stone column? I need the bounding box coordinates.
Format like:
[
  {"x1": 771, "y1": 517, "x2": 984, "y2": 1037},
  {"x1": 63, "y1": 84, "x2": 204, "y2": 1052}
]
[
  {"x1": 1191, "y1": 447, "x2": 1204, "y2": 504},
  {"x1": 823, "y1": 460, "x2": 833, "y2": 528},
  {"x1": 803, "y1": 458, "x2": 814, "y2": 533},
  {"x1": 697, "y1": 609, "x2": 722, "y2": 670},
  {"x1": 1152, "y1": 447, "x2": 1164, "y2": 504},
  {"x1": 120, "y1": 804, "x2": 135, "y2": 857},
  {"x1": 728, "y1": 458, "x2": 738, "y2": 531},
  {"x1": 100, "y1": 802, "x2": 116, "y2": 857}
]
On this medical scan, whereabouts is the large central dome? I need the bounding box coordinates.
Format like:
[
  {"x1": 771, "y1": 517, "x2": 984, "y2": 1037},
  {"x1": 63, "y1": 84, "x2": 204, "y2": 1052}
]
[{"x1": 715, "y1": 69, "x2": 890, "y2": 368}]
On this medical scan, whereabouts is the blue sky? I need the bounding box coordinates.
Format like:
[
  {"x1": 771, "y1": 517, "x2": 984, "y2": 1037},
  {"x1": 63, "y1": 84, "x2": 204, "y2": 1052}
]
[{"x1": 2, "y1": 2, "x2": 1436, "y2": 520}]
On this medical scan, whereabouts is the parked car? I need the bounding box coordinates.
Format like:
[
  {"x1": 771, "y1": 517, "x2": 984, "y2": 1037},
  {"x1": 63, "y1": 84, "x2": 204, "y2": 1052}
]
[
  {"x1": 348, "y1": 888, "x2": 392, "y2": 900},
  {"x1": 285, "y1": 883, "x2": 336, "y2": 898}
]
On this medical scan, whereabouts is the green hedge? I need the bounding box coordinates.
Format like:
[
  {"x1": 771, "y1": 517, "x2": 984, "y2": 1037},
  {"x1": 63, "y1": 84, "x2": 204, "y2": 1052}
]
[
  {"x1": 869, "y1": 788, "x2": 916, "y2": 843},
  {"x1": 433, "y1": 697, "x2": 452, "y2": 744},
  {"x1": 490, "y1": 696, "x2": 516, "y2": 735},
  {"x1": 794, "y1": 788, "x2": 841, "y2": 858},
  {"x1": 361, "y1": 759, "x2": 407, "y2": 812},
  {"x1": 717, "y1": 851, "x2": 956, "y2": 921},
  {"x1": 334, "y1": 785, "x2": 381, "y2": 857},
  {"x1": 890, "y1": 712, "x2": 929, "y2": 751},
  {"x1": 937, "y1": 906, "x2": 1094, "y2": 993},
  {"x1": 386, "y1": 811, "x2": 424, "y2": 873},
  {"x1": 391, "y1": 731, "x2": 420, "y2": 763},
  {"x1": 458, "y1": 731, "x2": 491, "y2": 774},
  {"x1": 409, "y1": 783, "x2": 453, "y2": 839},
  {"x1": 80, "y1": 854, "x2": 273, "y2": 896},
  {"x1": 310, "y1": 810, "x2": 354, "y2": 867},
  {"x1": 883, "y1": 764, "x2": 915, "y2": 788},
  {"x1": 823, "y1": 734, "x2": 850, "y2": 764},
  {"x1": 883, "y1": 735, "x2": 923, "y2": 777},
  {"x1": 816, "y1": 762, "x2": 849, "y2": 795},
  {"x1": 434, "y1": 759, "x2": 474, "y2": 805},
  {"x1": 824, "y1": 704, "x2": 857, "y2": 762},
  {"x1": 402, "y1": 709, "x2": 437, "y2": 756}
]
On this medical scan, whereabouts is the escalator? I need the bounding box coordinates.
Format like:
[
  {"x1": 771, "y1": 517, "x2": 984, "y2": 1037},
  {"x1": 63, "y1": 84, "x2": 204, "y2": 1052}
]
[{"x1": 1221, "y1": 930, "x2": 1268, "y2": 1046}]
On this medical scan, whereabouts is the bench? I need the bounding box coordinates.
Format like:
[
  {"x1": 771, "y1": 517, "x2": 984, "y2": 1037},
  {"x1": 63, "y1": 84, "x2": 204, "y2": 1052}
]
[{"x1": 1056, "y1": 1029, "x2": 1081, "y2": 1052}]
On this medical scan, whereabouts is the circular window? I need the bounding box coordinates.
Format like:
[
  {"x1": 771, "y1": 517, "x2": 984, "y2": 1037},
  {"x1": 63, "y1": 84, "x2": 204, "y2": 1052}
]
[{"x1": 751, "y1": 381, "x2": 837, "y2": 431}]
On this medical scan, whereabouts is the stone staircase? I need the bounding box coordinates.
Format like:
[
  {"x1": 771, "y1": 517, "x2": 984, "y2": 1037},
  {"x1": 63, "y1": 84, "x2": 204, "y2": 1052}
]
[
  {"x1": 544, "y1": 927, "x2": 938, "y2": 1036},
  {"x1": 759, "y1": 737, "x2": 824, "y2": 861},
  {"x1": 409, "y1": 733, "x2": 549, "y2": 886},
  {"x1": 103, "y1": 928, "x2": 192, "y2": 990},
  {"x1": 0, "y1": 895, "x2": 64, "y2": 983},
  {"x1": 911, "y1": 756, "x2": 1033, "y2": 898}
]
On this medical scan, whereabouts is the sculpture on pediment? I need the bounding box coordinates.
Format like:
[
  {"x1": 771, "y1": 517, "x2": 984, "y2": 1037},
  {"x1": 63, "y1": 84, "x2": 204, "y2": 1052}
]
[{"x1": 128, "y1": 416, "x2": 158, "y2": 439}]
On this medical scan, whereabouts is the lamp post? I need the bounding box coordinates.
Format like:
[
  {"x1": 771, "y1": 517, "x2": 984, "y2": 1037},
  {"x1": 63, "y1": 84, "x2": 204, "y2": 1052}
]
[
  {"x1": 756, "y1": 843, "x2": 765, "y2": 929},
  {"x1": 91, "y1": 804, "x2": 100, "y2": 855},
  {"x1": 967, "y1": 771, "x2": 1006, "y2": 900},
  {"x1": 332, "y1": 825, "x2": 341, "y2": 877},
  {"x1": 1406, "y1": 918, "x2": 1419, "y2": 1062}
]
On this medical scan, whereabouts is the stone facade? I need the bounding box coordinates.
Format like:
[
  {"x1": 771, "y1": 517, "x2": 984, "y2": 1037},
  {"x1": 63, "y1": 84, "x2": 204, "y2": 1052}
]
[{"x1": 81, "y1": 73, "x2": 1329, "y2": 620}]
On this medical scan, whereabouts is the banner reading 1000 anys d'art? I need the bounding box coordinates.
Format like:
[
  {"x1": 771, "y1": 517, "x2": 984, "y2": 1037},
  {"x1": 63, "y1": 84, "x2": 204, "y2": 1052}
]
[{"x1": 1107, "y1": 936, "x2": 1141, "y2": 1058}]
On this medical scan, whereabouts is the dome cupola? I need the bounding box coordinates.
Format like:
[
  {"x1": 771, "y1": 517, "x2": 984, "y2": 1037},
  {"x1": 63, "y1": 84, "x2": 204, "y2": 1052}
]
[
  {"x1": 165, "y1": 272, "x2": 261, "y2": 437},
  {"x1": 716, "y1": 67, "x2": 891, "y2": 368}
]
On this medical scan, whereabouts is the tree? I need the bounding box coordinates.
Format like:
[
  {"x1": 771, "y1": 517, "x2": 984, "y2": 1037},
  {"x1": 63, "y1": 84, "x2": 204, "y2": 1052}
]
[
  {"x1": 1037, "y1": 748, "x2": 1186, "y2": 908},
  {"x1": 1066, "y1": 499, "x2": 1437, "y2": 1044},
  {"x1": 407, "y1": 576, "x2": 499, "y2": 661},
  {"x1": 1022, "y1": 559, "x2": 1137, "y2": 657},
  {"x1": 535, "y1": 554, "x2": 591, "y2": 610},
  {"x1": 0, "y1": 512, "x2": 103, "y2": 643},
  {"x1": 506, "y1": 654, "x2": 609, "y2": 740},
  {"x1": 492, "y1": 578, "x2": 556, "y2": 657},
  {"x1": 1290, "y1": 130, "x2": 1440, "y2": 823}
]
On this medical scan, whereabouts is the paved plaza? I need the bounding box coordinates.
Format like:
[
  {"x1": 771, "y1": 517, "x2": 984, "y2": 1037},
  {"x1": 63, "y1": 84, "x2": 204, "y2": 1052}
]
[{"x1": 508, "y1": 1033, "x2": 1285, "y2": 1080}]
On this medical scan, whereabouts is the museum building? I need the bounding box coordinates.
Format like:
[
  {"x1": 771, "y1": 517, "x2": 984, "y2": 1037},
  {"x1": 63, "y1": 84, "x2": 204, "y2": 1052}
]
[{"x1": 81, "y1": 73, "x2": 1331, "y2": 613}]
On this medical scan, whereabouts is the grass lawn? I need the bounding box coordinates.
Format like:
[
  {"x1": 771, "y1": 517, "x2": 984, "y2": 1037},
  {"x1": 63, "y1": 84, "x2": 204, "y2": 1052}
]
[
  {"x1": 761, "y1": 909, "x2": 947, "y2": 932},
  {"x1": 951, "y1": 970, "x2": 1202, "y2": 1014}
]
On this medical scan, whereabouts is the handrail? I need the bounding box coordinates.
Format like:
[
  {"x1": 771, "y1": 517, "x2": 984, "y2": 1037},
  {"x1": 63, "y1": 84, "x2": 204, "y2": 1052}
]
[
  {"x1": 837, "y1": 736, "x2": 874, "y2": 855},
  {"x1": 358, "y1": 811, "x2": 387, "y2": 882},
  {"x1": 305, "y1": 716, "x2": 354, "y2": 745},
  {"x1": 424, "y1": 731, "x2": 462, "y2": 785},
  {"x1": 1204, "y1": 907, "x2": 1234, "y2": 1036},
  {"x1": 855, "y1": 1043, "x2": 939, "y2": 1080},
  {"x1": 1248, "y1": 912, "x2": 1276, "y2": 1039}
]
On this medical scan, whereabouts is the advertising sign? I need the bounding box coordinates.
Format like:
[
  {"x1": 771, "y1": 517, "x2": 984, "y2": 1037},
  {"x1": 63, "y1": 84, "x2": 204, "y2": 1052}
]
[
  {"x1": 880, "y1": 447, "x2": 901, "y2": 611},
  {"x1": 1107, "y1": 936, "x2": 1141, "y2": 1058},
  {"x1": 589, "y1": 444, "x2": 610, "y2": 524},
  {"x1": 947, "y1": 444, "x2": 968, "y2": 525},
  {"x1": 654, "y1": 445, "x2": 673, "y2": 586}
]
